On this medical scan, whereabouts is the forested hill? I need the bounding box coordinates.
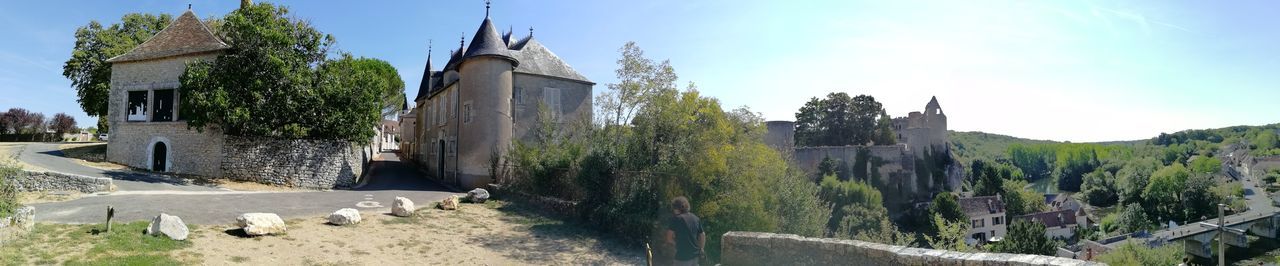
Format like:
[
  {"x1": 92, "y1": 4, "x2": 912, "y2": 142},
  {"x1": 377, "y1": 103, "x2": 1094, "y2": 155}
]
[{"x1": 948, "y1": 131, "x2": 1057, "y2": 167}]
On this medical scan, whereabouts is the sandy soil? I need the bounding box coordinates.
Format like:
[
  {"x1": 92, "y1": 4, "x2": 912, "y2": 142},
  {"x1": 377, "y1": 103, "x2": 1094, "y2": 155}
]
[
  {"x1": 16, "y1": 191, "x2": 84, "y2": 205},
  {"x1": 188, "y1": 201, "x2": 644, "y2": 265}
]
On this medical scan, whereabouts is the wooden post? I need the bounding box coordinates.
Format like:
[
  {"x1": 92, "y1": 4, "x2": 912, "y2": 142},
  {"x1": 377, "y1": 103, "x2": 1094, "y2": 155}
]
[{"x1": 105, "y1": 205, "x2": 114, "y2": 233}]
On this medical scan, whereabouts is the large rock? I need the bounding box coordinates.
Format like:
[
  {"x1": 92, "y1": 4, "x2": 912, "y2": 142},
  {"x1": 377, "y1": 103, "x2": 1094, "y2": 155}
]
[
  {"x1": 145, "y1": 213, "x2": 189, "y2": 240},
  {"x1": 392, "y1": 197, "x2": 415, "y2": 217},
  {"x1": 328, "y1": 208, "x2": 362, "y2": 225},
  {"x1": 467, "y1": 188, "x2": 490, "y2": 203},
  {"x1": 2, "y1": 206, "x2": 35, "y2": 231},
  {"x1": 236, "y1": 213, "x2": 287, "y2": 236},
  {"x1": 439, "y1": 195, "x2": 460, "y2": 210}
]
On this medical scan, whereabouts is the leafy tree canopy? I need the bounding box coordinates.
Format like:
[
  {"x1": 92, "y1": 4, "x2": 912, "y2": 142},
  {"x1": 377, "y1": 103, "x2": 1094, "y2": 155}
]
[
  {"x1": 794, "y1": 92, "x2": 894, "y2": 147},
  {"x1": 63, "y1": 13, "x2": 172, "y2": 119},
  {"x1": 988, "y1": 219, "x2": 1055, "y2": 256}
]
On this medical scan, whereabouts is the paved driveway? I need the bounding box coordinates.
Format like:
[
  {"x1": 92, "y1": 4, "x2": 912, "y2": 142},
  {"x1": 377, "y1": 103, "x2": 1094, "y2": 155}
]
[
  {"x1": 17, "y1": 142, "x2": 221, "y2": 191},
  {"x1": 26, "y1": 150, "x2": 458, "y2": 225}
]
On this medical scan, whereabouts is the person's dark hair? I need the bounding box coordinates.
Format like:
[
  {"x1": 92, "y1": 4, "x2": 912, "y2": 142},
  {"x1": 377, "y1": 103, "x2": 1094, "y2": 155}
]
[{"x1": 671, "y1": 196, "x2": 690, "y2": 214}]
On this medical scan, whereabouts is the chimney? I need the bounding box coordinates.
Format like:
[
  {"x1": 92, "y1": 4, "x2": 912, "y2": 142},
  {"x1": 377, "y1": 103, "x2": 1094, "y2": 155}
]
[{"x1": 241, "y1": 0, "x2": 252, "y2": 10}]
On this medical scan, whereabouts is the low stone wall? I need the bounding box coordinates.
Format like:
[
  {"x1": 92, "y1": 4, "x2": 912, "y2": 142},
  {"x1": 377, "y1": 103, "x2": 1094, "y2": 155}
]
[
  {"x1": 488, "y1": 184, "x2": 579, "y2": 219},
  {"x1": 0, "y1": 206, "x2": 35, "y2": 245},
  {"x1": 720, "y1": 231, "x2": 1101, "y2": 266},
  {"x1": 221, "y1": 137, "x2": 365, "y2": 189},
  {"x1": 9, "y1": 170, "x2": 114, "y2": 193}
]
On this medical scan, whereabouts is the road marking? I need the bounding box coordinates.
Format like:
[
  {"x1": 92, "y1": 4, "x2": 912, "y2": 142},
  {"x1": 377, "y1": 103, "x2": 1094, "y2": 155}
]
[{"x1": 356, "y1": 201, "x2": 383, "y2": 208}]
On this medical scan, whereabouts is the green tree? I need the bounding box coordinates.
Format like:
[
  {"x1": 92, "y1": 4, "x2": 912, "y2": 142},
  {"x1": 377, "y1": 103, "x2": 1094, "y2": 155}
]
[
  {"x1": 1144, "y1": 163, "x2": 1189, "y2": 222},
  {"x1": 929, "y1": 192, "x2": 966, "y2": 224},
  {"x1": 1080, "y1": 168, "x2": 1118, "y2": 207},
  {"x1": 793, "y1": 92, "x2": 890, "y2": 146},
  {"x1": 1001, "y1": 179, "x2": 1047, "y2": 217},
  {"x1": 1117, "y1": 203, "x2": 1151, "y2": 234},
  {"x1": 1255, "y1": 130, "x2": 1278, "y2": 150},
  {"x1": 1116, "y1": 158, "x2": 1158, "y2": 206},
  {"x1": 988, "y1": 219, "x2": 1055, "y2": 255},
  {"x1": 63, "y1": 13, "x2": 173, "y2": 122},
  {"x1": 1096, "y1": 242, "x2": 1185, "y2": 266},
  {"x1": 1189, "y1": 156, "x2": 1223, "y2": 174},
  {"x1": 179, "y1": 3, "x2": 398, "y2": 142},
  {"x1": 873, "y1": 113, "x2": 896, "y2": 145},
  {"x1": 924, "y1": 214, "x2": 972, "y2": 252},
  {"x1": 1181, "y1": 174, "x2": 1218, "y2": 221}
]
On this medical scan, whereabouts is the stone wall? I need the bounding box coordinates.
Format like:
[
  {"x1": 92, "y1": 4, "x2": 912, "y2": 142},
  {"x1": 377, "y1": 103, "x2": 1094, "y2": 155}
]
[
  {"x1": 220, "y1": 137, "x2": 365, "y2": 189},
  {"x1": 720, "y1": 231, "x2": 1101, "y2": 266},
  {"x1": 9, "y1": 170, "x2": 114, "y2": 193},
  {"x1": 793, "y1": 145, "x2": 922, "y2": 212}
]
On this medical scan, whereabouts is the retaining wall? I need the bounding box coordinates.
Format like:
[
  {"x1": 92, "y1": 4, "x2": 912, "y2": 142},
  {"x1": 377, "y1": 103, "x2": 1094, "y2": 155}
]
[
  {"x1": 220, "y1": 137, "x2": 364, "y2": 189},
  {"x1": 720, "y1": 231, "x2": 1101, "y2": 266},
  {"x1": 9, "y1": 170, "x2": 113, "y2": 193}
]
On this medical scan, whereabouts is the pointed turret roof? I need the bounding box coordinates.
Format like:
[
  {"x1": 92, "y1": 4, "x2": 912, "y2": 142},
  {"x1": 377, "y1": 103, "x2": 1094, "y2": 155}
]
[
  {"x1": 414, "y1": 47, "x2": 435, "y2": 101},
  {"x1": 462, "y1": 17, "x2": 518, "y2": 66},
  {"x1": 510, "y1": 36, "x2": 591, "y2": 84},
  {"x1": 107, "y1": 8, "x2": 229, "y2": 63},
  {"x1": 926, "y1": 96, "x2": 941, "y2": 109}
]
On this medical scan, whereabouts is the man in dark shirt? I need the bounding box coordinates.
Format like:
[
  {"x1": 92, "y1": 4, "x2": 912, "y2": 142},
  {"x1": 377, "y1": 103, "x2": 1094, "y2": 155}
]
[{"x1": 665, "y1": 196, "x2": 704, "y2": 266}]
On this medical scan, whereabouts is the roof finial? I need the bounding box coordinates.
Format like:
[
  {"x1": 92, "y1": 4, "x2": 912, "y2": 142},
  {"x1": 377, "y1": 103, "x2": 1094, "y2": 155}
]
[
  {"x1": 460, "y1": 34, "x2": 466, "y2": 49},
  {"x1": 188, "y1": 3, "x2": 192, "y2": 9},
  {"x1": 485, "y1": 0, "x2": 491, "y2": 17},
  {"x1": 428, "y1": 39, "x2": 433, "y2": 54},
  {"x1": 529, "y1": 26, "x2": 534, "y2": 37}
]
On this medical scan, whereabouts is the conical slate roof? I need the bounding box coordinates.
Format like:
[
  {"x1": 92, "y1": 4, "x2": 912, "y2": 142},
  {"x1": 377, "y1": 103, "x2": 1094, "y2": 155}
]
[
  {"x1": 107, "y1": 9, "x2": 229, "y2": 63},
  {"x1": 510, "y1": 36, "x2": 591, "y2": 83},
  {"x1": 462, "y1": 17, "x2": 518, "y2": 66},
  {"x1": 414, "y1": 48, "x2": 434, "y2": 101}
]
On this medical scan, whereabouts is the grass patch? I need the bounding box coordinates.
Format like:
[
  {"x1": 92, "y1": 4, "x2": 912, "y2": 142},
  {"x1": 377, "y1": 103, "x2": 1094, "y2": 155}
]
[{"x1": 0, "y1": 221, "x2": 192, "y2": 265}]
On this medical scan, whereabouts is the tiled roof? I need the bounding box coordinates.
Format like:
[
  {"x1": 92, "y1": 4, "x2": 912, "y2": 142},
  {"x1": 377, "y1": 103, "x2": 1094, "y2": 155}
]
[
  {"x1": 462, "y1": 17, "x2": 518, "y2": 66},
  {"x1": 107, "y1": 9, "x2": 229, "y2": 63},
  {"x1": 1013, "y1": 209, "x2": 1079, "y2": 228},
  {"x1": 959, "y1": 196, "x2": 1005, "y2": 216},
  {"x1": 510, "y1": 37, "x2": 592, "y2": 83}
]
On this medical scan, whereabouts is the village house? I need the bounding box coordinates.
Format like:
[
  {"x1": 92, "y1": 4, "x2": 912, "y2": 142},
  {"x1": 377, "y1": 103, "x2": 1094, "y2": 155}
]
[
  {"x1": 1013, "y1": 209, "x2": 1089, "y2": 240},
  {"x1": 399, "y1": 7, "x2": 593, "y2": 189},
  {"x1": 103, "y1": 8, "x2": 231, "y2": 175},
  {"x1": 959, "y1": 195, "x2": 1007, "y2": 245}
]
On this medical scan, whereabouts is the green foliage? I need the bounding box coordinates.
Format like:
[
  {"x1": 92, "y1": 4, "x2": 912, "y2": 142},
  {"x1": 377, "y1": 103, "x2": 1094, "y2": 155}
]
[
  {"x1": 924, "y1": 214, "x2": 971, "y2": 252},
  {"x1": 988, "y1": 219, "x2": 1055, "y2": 255},
  {"x1": 1180, "y1": 174, "x2": 1217, "y2": 221},
  {"x1": 1116, "y1": 158, "x2": 1159, "y2": 206},
  {"x1": 522, "y1": 42, "x2": 830, "y2": 263},
  {"x1": 819, "y1": 175, "x2": 894, "y2": 240},
  {"x1": 1001, "y1": 179, "x2": 1047, "y2": 217},
  {"x1": 0, "y1": 160, "x2": 18, "y2": 217},
  {"x1": 63, "y1": 13, "x2": 173, "y2": 118},
  {"x1": 970, "y1": 159, "x2": 1022, "y2": 197},
  {"x1": 180, "y1": 3, "x2": 398, "y2": 143},
  {"x1": 1117, "y1": 203, "x2": 1151, "y2": 234},
  {"x1": 929, "y1": 192, "x2": 966, "y2": 224},
  {"x1": 1143, "y1": 163, "x2": 1190, "y2": 222},
  {"x1": 1080, "y1": 168, "x2": 1118, "y2": 207},
  {"x1": 1188, "y1": 156, "x2": 1223, "y2": 174},
  {"x1": 1096, "y1": 241, "x2": 1186, "y2": 266},
  {"x1": 794, "y1": 92, "x2": 892, "y2": 147}
]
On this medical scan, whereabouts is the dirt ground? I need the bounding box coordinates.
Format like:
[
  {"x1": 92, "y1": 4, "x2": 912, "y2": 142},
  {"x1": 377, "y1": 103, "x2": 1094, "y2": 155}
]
[{"x1": 189, "y1": 200, "x2": 643, "y2": 265}]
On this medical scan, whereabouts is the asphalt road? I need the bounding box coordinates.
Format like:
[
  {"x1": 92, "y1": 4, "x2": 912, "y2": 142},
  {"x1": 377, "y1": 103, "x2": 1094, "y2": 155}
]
[
  {"x1": 18, "y1": 142, "x2": 221, "y2": 191},
  {"x1": 17, "y1": 144, "x2": 458, "y2": 225}
]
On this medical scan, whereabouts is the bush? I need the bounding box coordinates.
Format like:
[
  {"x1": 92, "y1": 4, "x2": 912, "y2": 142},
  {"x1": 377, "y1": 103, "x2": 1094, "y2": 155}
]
[{"x1": 0, "y1": 160, "x2": 19, "y2": 217}]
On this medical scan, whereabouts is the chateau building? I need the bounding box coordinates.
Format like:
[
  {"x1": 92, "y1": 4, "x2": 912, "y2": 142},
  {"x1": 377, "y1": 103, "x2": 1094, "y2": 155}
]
[{"x1": 402, "y1": 8, "x2": 594, "y2": 189}]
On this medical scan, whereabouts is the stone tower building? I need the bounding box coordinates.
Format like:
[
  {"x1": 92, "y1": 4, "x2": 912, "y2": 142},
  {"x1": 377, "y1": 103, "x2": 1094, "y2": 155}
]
[
  {"x1": 104, "y1": 8, "x2": 230, "y2": 176},
  {"x1": 893, "y1": 96, "x2": 950, "y2": 157},
  {"x1": 403, "y1": 8, "x2": 594, "y2": 190}
]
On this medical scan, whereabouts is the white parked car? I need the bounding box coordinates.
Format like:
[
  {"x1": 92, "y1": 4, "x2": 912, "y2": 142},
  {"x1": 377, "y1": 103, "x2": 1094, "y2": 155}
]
[{"x1": 98, "y1": 134, "x2": 109, "y2": 141}]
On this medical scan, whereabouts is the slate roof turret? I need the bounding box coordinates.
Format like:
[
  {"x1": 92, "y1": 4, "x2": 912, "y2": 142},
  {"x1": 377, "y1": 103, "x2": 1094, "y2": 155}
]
[
  {"x1": 107, "y1": 8, "x2": 229, "y2": 63},
  {"x1": 462, "y1": 17, "x2": 519, "y2": 67}
]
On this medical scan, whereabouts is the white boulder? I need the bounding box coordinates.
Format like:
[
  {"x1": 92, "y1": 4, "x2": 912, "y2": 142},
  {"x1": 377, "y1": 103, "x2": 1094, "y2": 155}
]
[
  {"x1": 328, "y1": 208, "x2": 362, "y2": 225},
  {"x1": 392, "y1": 197, "x2": 415, "y2": 217},
  {"x1": 145, "y1": 213, "x2": 189, "y2": 240},
  {"x1": 236, "y1": 213, "x2": 287, "y2": 236},
  {"x1": 439, "y1": 195, "x2": 460, "y2": 210},
  {"x1": 467, "y1": 188, "x2": 490, "y2": 203}
]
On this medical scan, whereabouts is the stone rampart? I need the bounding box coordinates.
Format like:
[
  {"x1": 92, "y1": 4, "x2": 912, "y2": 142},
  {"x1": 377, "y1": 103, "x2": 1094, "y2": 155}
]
[
  {"x1": 9, "y1": 170, "x2": 114, "y2": 193},
  {"x1": 221, "y1": 137, "x2": 364, "y2": 189},
  {"x1": 720, "y1": 231, "x2": 1101, "y2": 266}
]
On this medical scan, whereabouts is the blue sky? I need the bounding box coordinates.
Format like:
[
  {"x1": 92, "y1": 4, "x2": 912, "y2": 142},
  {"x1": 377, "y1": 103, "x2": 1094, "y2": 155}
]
[{"x1": 0, "y1": 0, "x2": 1277, "y2": 142}]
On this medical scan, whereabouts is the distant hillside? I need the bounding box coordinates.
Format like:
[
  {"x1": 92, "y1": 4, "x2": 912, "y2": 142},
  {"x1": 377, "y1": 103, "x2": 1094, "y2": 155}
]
[{"x1": 948, "y1": 131, "x2": 1057, "y2": 165}]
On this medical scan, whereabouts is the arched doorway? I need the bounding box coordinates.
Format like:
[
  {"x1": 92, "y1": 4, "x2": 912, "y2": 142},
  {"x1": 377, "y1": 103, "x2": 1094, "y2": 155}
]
[
  {"x1": 152, "y1": 142, "x2": 167, "y2": 172},
  {"x1": 437, "y1": 139, "x2": 446, "y2": 178}
]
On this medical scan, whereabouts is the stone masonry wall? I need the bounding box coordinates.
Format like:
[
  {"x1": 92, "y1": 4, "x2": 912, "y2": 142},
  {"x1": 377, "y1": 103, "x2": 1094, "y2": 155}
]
[
  {"x1": 221, "y1": 137, "x2": 364, "y2": 189},
  {"x1": 720, "y1": 231, "x2": 1101, "y2": 266},
  {"x1": 9, "y1": 170, "x2": 114, "y2": 193}
]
